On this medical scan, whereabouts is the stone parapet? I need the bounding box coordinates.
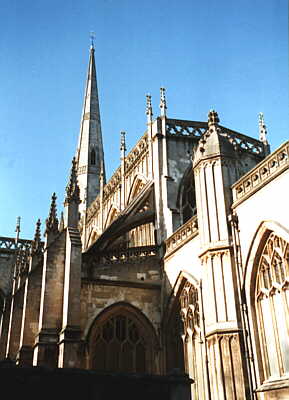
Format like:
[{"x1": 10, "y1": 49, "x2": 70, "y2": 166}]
[
  {"x1": 165, "y1": 216, "x2": 198, "y2": 258},
  {"x1": 232, "y1": 140, "x2": 289, "y2": 206}
]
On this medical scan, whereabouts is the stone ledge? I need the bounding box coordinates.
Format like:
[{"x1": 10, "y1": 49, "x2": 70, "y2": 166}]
[{"x1": 256, "y1": 378, "x2": 289, "y2": 392}]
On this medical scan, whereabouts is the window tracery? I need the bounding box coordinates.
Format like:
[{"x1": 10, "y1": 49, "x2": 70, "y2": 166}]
[
  {"x1": 180, "y1": 168, "x2": 197, "y2": 224},
  {"x1": 180, "y1": 282, "x2": 200, "y2": 337},
  {"x1": 180, "y1": 281, "x2": 203, "y2": 399},
  {"x1": 90, "y1": 311, "x2": 151, "y2": 373},
  {"x1": 255, "y1": 233, "x2": 289, "y2": 381}
]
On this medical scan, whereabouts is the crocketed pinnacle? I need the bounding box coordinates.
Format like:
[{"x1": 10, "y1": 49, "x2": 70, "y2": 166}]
[
  {"x1": 159, "y1": 87, "x2": 167, "y2": 116},
  {"x1": 146, "y1": 94, "x2": 153, "y2": 118},
  {"x1": 120, "y1": 131, "x2": 126, "y2": 152},
  {"x1": 45, "y1": 193, "x2": 59, "y2": 234},
  {"x1": 208, "y1": 110, "x2": 220, "y2": 127},
  {"x1": 32, "y1": 219, "x2": 42, "y2": 254},
  {"x1": 259, "y1": 112, "x2": 268, "y2": 143},
  {"x1": 65, "y1": 157, "x2": 80, "y2": 204}
]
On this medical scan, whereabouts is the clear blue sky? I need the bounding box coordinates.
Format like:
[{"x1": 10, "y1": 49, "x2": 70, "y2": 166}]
[{"x1": 0, "y1": 0, "x2": 288, "y2": 239}]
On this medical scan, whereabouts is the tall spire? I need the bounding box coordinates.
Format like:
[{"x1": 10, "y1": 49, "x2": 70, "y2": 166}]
[{"x1": 76, "y1": 42, "x2": 106, "y2": 216}]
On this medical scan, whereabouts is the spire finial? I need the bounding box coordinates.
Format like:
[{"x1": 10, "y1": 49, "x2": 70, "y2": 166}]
[
  {"x1": 208, "y1": 109, "x2": 220, "y2": 127},
  {"x1": 32, "y1": 219, "x2": 42, "y2": 254},
  {"x1": 15, "y1": 216, "x2": 21, "y2": 244},
  {"x1": 65, "y1": 157, "x2": 81, "y2": 205},
  {"x1": 159, "y1": 87, "x2": 167, "y2": 117},
  {"x1": 258, "y1": 112, "x2": 270, "y2": 155},
  {"x1": 45, "y1": 193, "x2": 59, "y2": 234},
  {"x1": 259, "y1": 112, "x2": 268, "y2": 142},
  {"x1": 90, "y1": 31, "x2": 95, "y2": 49},
  {"x1": 120, "y1": 131, "x2": 126, "y2": 152},
  {"x1": 146, "y1": 94, "x2": 153, "y2": 122}
]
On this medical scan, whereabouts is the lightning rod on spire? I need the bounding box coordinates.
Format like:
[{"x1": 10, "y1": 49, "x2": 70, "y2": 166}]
[{"x1": 90, "y1": 31, "x2": 95, "y2": 49}]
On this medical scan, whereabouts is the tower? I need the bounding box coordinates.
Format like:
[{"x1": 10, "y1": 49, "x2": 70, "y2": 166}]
[{"x1": 76, "y1": 43, "x2": 105, "y2": 216}]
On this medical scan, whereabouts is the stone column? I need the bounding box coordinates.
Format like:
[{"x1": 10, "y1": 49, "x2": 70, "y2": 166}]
[
  {"x1": 0, "y1": 296, "x2": 12, "y2": 359},
  {"x1": 193, "y1": 111, "x2": 249, "y2": 399},
  {"x1": 17, "y1": 220, "x2": 43, "y2": 365},
  {"x1": 33, "y1": 234, "x2": 65, "y2": 367},
  {"x1": 5, "y1": 251, "x2": 27, "y2": 360},
  {"x1": 33, "y1": 193, "x2": 65, "y2": 368},
  {"x1": 58, "y1": 159, "x2": 83, "y2": 368},
  {"x1": 17, "y1": 261, "x2": 42, "y2": 365},
  {"x1": 58, "y1": 228, "x2": 82, "y2": 368}
]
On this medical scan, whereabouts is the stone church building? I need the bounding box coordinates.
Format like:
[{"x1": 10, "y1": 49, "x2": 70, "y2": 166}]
[{"x1": 0, "y1": 45, "x2": 288, "y2": 400}]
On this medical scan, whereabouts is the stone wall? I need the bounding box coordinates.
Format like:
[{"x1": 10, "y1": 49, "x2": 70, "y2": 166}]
[{"x1": 80, "y1": 280, "x2": 161, "y2": 339}]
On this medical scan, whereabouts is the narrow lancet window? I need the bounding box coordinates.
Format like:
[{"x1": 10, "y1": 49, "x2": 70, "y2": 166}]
[{"x1": 90, "y1": 148, "x2": 96, "y2": 165}]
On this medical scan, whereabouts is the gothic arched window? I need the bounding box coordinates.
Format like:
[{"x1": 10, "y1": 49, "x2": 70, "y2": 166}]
[
  {"x1": 180, "y1": 167, "x2": 196, "y2": 224},
  {"x1": 255, "y1": 233, "x2": 289, "y2": 381},
  {"x1": 166, "y1": 279, "x2": 204, "y2": 399},
  {"x1": 88, "y1": 304, "x2": 157, "y2": 374},
  {"x1": 166, "y1": 302, "x2": 185, "y2": 373}
]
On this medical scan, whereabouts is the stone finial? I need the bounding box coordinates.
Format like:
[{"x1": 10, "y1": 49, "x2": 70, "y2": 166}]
[
  {"x1": 146, "y1": 94, "x2": 153, "y2": 121},
  {"x1": 15, "y1": 216, "x2": 21, "y2": 244},
  {"x1": 32, "y1": 219, "x2": 42, "y2": 254},
  {"x1": 65, "y1": 157, "x2": 81, "y2": 205},
  {"x1": 258, "y1": 112, "x2": 270, "y2": 156},
  {"x1": 159, "y1": 87, "x2": 167, "y2": 117},
  {"x1": 208, "y1": 109, "x2": 220, "y2": 127},
  {"x1": 120, "y1": 131, "x2": 126, "y2": 152},
  {"x1": 45, "y1": 193, "x2": 59, "y2": 234},
  {"x1": 259, "y1": 112, "x2": 268, "y2": 143}
]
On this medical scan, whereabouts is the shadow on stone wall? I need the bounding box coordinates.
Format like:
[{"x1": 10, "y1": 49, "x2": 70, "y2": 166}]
[{"x1": 0, "y1": 359, "x2": 192, "y2": 400}]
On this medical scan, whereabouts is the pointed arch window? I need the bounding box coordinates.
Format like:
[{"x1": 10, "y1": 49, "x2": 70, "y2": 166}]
[
  {"x1": 180, "y1": 167, "x2": 197, "y2": 224},
  {"x1": 90, "y1": 148, "x2": 96, "y2": 165},
  {"x1": 166, "y1": 280, "x2": 204, "y2": 399},
  {"x1": 88, "y1": 305, "x2": 156, "y2": 374},
  {"x1": 255, "y1": 233, "x2": 289, "y2": 381},
  {"x1": 166, "y1": 302, "x2": 185, "y2": 373}
]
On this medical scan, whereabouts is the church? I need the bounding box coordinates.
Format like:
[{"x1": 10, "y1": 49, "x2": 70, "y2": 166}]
[{"x1": 0, "y1": 43, "x2": 288, "y2": 400}]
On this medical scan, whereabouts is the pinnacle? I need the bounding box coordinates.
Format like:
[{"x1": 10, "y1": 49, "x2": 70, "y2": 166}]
[
  {"x1": 159, "y1": 87, "x2": 167, "y2": 116},
  {"x1": 45, "y1": 193, "x2": 59, "y2": 234},
  {"x1": 65, "y1": 157, "x2": 81, "y2": 205},
  {"x1": 208, "y1": 110, "x2": 220, "y2": 127},
  {"x1": 146, "y1": 94, "x2": 153, "y2": 116},
  {"x1": 32, "y1": 219, "x2": 42, "y2": 254}
]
